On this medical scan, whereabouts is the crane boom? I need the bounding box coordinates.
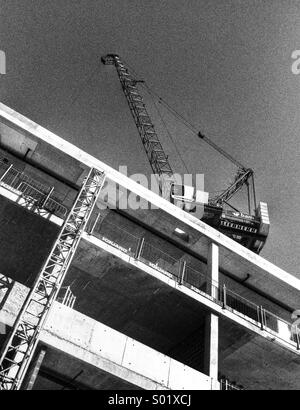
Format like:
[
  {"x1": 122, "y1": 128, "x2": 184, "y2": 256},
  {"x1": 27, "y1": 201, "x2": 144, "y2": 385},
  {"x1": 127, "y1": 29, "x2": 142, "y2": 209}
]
[{"x1": 102, "y1": 54, "x2": 173, "y2": 183}]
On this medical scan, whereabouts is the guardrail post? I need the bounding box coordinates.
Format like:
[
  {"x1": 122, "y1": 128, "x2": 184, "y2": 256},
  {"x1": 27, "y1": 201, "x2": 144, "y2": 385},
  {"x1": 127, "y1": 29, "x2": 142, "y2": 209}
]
[
  {"x1": 135, "y1": 237, "x2": 145, "y2": 260},
  {"x1": 259, "y1": 306, "x2": 265, "y2": 330},
  {"x1": 87, "y1": 212, "x2": 101, "y2": 235},
  {"x1": 295, "y1": 329, "x2": 300, "y2": 350},
  {"x1": 222, "y1": 284, "x2": 227, "y2": 309},
  {"x1": 0, "y1": 164, "x2": 12, "y2": 182},
  {"x1": 61, "y1": 286, "x2": 70, "y2": 306},
  {"x1": 39, "y1": 186, "x2": 54, "y2": 209},
  {"x1": 179, "y1": 260, "x2": 186, "y2": 285},
  {"x1": 70, "y1": 295, "x2": 76, "y2": 309}
]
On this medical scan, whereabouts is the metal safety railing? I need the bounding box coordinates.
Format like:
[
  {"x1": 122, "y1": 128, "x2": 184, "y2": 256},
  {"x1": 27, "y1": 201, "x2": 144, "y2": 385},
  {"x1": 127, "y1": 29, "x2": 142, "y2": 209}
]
[
  {"x1": 90, "y1": 216, "x2": 300, "y2": 352},
  {"x1": 262, "y1": 308, "x2": 300, "y2": 349},
  {"x1": 140, "y1": 241, "x2": 181, "y2": 279},
  {"x1": 57, "y1": 286, "x2": 76, "y2": 309},
  {"x1": 0, "y1": 157, "x2": 68, "y2": 219},
  {"x1": 220, "y1": 378, "x2": 245, "y2": 391},
  {"x1": 91, "y1": 217, "x2": 140, "y2": 255},
  {"x1": 183, "y1": 265, "x2": 212, "y2": 293},
  {"x1": 221, "y1": 286, "x2": 260, "y2": 323}
]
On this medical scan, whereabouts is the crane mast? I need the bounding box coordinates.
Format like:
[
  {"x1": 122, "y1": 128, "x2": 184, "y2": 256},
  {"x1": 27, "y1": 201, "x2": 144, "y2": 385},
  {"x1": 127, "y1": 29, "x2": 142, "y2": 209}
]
[
  {"x1": 0, "y1": 168, "x2": 106, "y2": 390},
  {"x1": 101, "y1": 54, "x2": 270, "y2": 253},
  {"x1": 102, "y1": 54, "x2": 173, "y2": 194}
]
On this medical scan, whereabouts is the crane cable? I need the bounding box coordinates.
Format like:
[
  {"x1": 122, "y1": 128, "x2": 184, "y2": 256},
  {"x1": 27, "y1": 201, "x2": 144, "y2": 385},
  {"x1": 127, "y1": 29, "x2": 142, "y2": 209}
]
[
  {"x1": 122, "y1": 58, "x2": 194, "y2": 175},
  {"x1": 144, "y1": 87, "x2": 247, "y2": 170},
  {"x1": 123, "y1": 58, "x2": 248, "y2": 171},
  {"x1": 144, "y1": 84, "x2": 243, "y2": 197},
  {"x1": 144, "y1": 84, "x2": 191, "y2": 175}
]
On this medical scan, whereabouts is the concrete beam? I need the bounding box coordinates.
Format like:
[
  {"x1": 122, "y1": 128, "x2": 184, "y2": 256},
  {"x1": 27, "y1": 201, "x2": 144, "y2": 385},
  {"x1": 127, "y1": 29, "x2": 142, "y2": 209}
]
[
  {"x1": 43, "y1": 305, "x2": 215, "y2": 390},
  {"x1": 82, "y1": 233, "x2": 300, "y2": 355},
  {"x1": 0, "y1": 278, "x2": 216, "y2": 390}
]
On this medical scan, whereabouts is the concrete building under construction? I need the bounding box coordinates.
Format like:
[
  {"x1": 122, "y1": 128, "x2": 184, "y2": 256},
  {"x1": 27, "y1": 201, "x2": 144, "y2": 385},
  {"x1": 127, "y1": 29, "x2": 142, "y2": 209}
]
[{"x1": 0, "y1": 102, "x2": 300, "y2": 390}]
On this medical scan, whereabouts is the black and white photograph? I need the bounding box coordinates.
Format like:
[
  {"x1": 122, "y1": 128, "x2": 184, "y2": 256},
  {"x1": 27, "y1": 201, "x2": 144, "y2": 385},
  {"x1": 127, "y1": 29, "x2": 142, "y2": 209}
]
[{"x1": 0, "y1": 0, "x2": 299, "y2": 394}]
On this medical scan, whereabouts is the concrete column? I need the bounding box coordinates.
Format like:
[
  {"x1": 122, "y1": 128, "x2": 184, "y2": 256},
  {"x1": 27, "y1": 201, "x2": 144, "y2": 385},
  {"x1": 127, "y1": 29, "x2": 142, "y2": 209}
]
[
  {"x1": 21, "y1": 346, "x2": 47, "y2": 390},
  {"x1": 204, "y1": 242, "x2": 219, "y2": 385},
  {"x1": 207, "y1": 242, "x2": 219, "y2": 298},
  {"x1": 204, "y1": 313, "x2": 219, "y2": 381}
]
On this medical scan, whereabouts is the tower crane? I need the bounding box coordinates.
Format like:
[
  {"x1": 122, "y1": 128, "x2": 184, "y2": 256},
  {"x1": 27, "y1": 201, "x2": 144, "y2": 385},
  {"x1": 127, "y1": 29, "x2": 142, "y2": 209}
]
[{"x1": 101, "y1": 54, "x2": 270, "y2": 253}]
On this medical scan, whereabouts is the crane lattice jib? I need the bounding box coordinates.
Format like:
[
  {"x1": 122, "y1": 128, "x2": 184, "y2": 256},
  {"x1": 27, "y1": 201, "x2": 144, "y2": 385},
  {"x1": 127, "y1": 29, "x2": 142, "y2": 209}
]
[
  {"x1": 0, "y1": 168, "x2": 106, "y2": 390},
  {"x1": 210, "y1": 168, "x2": 253, "y2": 206},
  {"x1": 102, "y1": 54, "x2": 174, "y2": 180}
]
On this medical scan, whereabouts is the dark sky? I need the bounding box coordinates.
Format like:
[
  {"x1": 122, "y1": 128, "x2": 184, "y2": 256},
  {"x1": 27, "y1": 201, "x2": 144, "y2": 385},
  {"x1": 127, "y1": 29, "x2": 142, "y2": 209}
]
[{"x1": 0, "y1": 0, "x2": 299, "y2": 276}]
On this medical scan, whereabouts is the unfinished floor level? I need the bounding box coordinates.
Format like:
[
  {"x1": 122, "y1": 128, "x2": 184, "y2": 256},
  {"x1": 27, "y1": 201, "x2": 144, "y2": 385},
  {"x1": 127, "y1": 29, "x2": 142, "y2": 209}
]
[{"x1": 0, "y1": 103, "x2": 299, "y2": 390}]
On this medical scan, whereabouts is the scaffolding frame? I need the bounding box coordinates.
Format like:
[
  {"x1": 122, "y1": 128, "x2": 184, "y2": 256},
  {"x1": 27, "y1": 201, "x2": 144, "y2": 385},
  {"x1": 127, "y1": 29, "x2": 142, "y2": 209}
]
[{"x1": 0, "y1": 167, "x2": 105, "y2": 390}]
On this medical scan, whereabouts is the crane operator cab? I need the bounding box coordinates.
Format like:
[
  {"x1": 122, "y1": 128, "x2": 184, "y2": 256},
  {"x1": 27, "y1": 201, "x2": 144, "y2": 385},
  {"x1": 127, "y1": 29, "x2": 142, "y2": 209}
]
[{"x1": 170, "y1": 183, "x2": 270, "y2": 254}]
